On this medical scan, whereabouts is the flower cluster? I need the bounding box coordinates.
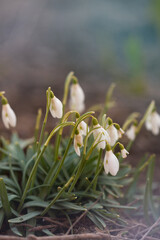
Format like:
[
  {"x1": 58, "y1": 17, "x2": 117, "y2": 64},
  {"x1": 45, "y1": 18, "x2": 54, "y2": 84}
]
[{"x1": 0, "y1": 76, "x2": 130, "y2": 177}]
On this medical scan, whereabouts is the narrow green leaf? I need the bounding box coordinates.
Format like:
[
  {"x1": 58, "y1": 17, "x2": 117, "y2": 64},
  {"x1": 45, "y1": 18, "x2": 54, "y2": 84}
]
[
  {"x1": 0, "y1": 209, "x2": 4, "y2": 229},
  {"x1": 9, "y1": 211, "x2": 41, "y2": 223},
  {"x1": 0, "y1": 178, "x2": 12, "y2": 218}
]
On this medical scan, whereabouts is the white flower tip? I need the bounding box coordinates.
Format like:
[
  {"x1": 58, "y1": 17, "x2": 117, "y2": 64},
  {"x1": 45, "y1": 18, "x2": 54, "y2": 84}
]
[
  {"x1": 121, "y1": 149, "x2": 129, "y2": 158},
  {"x1": 2, "y1": 104, "x2": 17, "y2": 129},
  {"x1": 50, "y1": 96, "x2": 63, "y2": 119},
  {"x1": 104, "y1": 150, "x2": 119, "y2": 176}
]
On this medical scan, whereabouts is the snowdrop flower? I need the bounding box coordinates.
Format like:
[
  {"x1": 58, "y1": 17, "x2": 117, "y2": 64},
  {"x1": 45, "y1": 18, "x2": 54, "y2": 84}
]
[
  {"x1": 77, "y1": 120, "x2": 88, "y2": 136},
  {"x1": 145, "y1": 111, "x2": 160, "y2": 135},
  {"x1": 93, "y1": 123, "x2": 110, "y2": 149},
  {"x1": 69, "y1": 82, "x2": 85, "y2": 113},
  {"x1": 74, "y1": 130, "x2": 83, "y2": 156},
  {"x1": 106, "y1": 124, "x2": 119, "y2": 146},
  {"x1": 50, "y1": 94, "x2": 63, "y2": 119},
  {"x1": 121, "y1": 148, "x2": 129, "y2": 158},
  {"x1": 119, "y1": 143, "x2": 129, "y2": 158},
  {"x1": 104, "y1": 145, "x2": 119, "y2": 176},
  {"x1": 1, "y1": 97, "x2": 16, "y2": 129},
  {"x1": 126, "y1": 125, "x2": 137, "y2": 141},
  {"x1": 118, "y1": 128, "x2": 124, "y2": 138},
  {"x1": 114, "y1": 123, "x2": 124, "y2": 139}
]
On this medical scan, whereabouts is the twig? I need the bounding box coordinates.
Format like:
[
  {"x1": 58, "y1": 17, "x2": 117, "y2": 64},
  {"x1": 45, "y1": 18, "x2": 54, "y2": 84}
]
[
  {"x1": 29, "y1": 224, "x2": 57, "y2": 232},
  {"x1": 65, "y1": 193, "x2": 103, "y2": 235},
  {"x1": 139, "y1": 217, "x2": 160, "y2": 240},
  {"x1": 42, "y1": 217, "x2": 69, "y2": 228},
  {"x1": 26, "y1": 233, "x2": 118, "y2": 239}
]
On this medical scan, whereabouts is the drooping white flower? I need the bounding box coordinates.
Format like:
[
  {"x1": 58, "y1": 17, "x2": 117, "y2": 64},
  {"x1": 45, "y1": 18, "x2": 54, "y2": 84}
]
[
  {"x1": 74, "y1": 132, "x2": 83, "y2": 156},
  {"x1": 69, "y1": 83, "x2": 85, "y2": 113},
  {"x1": 93, "y1": 124, "x2": 110, "y2": 149},
  {"x1": 121, "y1": 148, "x2": 129, "y2": 158},
  {"x1": 106, "y1": 124, "x2": 119, "y2": 146},
  {"x1": 117, "y1": 127, "x2": 124, "y2": 138},
  {"x1": 77, "y1": 120, "x2": 88, "y2": 136},
  {"x1": 126, "y1": 125, "x2": 136, "y2": 141},
  {"x1": 145, "y1": 111, "x2": 160, "y2": 135},
  {"x1": 104, "y1": 150, "x2": 119, "y2": 176},
  {"x1": 2, "y1": 103, "x2": 16, "y2": 129},
  {"x1": 50, "y1": 96, "x2": 63, "y2": 118}
]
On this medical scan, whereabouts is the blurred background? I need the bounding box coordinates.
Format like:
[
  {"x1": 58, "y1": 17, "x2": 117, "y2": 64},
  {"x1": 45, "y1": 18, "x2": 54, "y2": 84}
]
[{"x1": 0, "y1": 0, "x2": 160, "y2": 137}]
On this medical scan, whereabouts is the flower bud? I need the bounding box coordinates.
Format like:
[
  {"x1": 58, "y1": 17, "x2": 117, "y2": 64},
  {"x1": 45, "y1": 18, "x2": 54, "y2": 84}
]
[
  {"x1": 50, "y1": 95, "x2": 63, "y2": 118},
  {"x1": 145, "y1": 110, "x2": 160, "y2": 135},
  {"x1": 2, "y1": 99, "x2": 16, "y2": 129},
  {"x1": 104, "y1": 150, "x2": 119, "y2": 176},
  {"x1": 74, "y1": 132, "x2": 83, "y2": 156},
  {"x1": 126, "y1": 125, "x2": 136, "y2": 141},
  {"x1": 69, "y1": 82, "x2": 85, "y2": 113}
]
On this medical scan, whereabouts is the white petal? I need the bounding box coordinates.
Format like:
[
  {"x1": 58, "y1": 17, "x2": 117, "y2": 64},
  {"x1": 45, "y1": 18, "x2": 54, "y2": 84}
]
[
  {"x1": 108, "y1": 151, "x2": 119, "y2": 176},
  {"x1": 118, "y1": 128, "x2": 124, "y2": 138},
  {"x1": 74, "y1": 134, "x2": 83, "y2": 156},
  {"x1": 71, "y1": 83, "x2": 85, "y2": 102},
  {"x1": 121, "y1": 149, "x2": 129, "y2": 158},
  {"x1": 50, "y1": 96, "x2": 63, "y2": 118},
  {"x1": 151, "y1": 112, "x2": 160, "y2": 135},
  {"x1": 145, "y1": 115, "x2": 152, "y2": 131},
  {"x1": 77, "y1": 121, "x2": 88, "y2": 136},
  {"x1": 74, "y1": 139, "x2": 81, "y2": 156},
  {"x1": 93, "y1": 124, "x2": 110, "y2": 149},
  {"x1": 104, "y1": 150, "x2": 119, "y2": 176},
  {"x1": 69, "y1": 83, "x2": 85, "y2": 113},
  {"x1": 2, "y1": 104, "x2": 16, "y2": 129},
  {"x1": 2, "y1": 105, "x2": 9, "y2": 128},
  {"x1": 106, "y1": 125, "x2": 118, "y2": 146},
  {"x1": 126, "y1": 125, "x2": 136, "y2": 141},
  {"x1": 103, "y1": 154, "x2": 109, "y2": 174}
]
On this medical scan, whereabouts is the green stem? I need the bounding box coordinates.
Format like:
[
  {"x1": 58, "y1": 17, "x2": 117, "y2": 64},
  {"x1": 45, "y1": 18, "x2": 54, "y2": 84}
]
[
  {"x1": 136, "y1": 100, "x2": 155, "y2": 134},
  {"x1": 41, "y1": 176, "x2": 74, "y2": 216},
  {"x1": 37, "y1": 88, "x2": 51, "y2": 156},
  {"x1": 18, "y1": 121, "x2": 75, "y2": 212},
  {"x1": 62, "y1": 71, "x2": 74, "y2": 113},
  {"x1": 85, "y1": 164, "x2": 103, "y2": 193},
  {"x1": 9, "y1": 157, "x2": 21, "y2": 196},
  {"x1": 34, "y1": 108, "x2": 42, "y2": 150},
  {"x1": 0, "y1": 178, "x2": 12, "y2": 219},
  {"x1": 93, "y1": 149, "x2": 102, "y2": 190},
  {"x1": 68, "y1": 154, "x2": 86, "y2": 193},
  {"x1": 40, "y1": 137, "x2": 73, "y2": 198},
  {"x1": 99, "y1": 83, "x2": 116, "y2": 122},
  {"x1": 54, "y1": 72, "x2": 74, "y2": 162}
]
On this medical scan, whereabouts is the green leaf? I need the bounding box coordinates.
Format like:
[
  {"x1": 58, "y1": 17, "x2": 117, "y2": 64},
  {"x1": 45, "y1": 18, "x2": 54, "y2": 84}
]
[
  {"x1": 57, "y1": 202, "x2": 86, "y2": 211},
  {"x1": 9, "y1": 211, "x2": 41, "y2": 223},
  {"x1": 0, "y1": 209, "x2": 4, "y2": 229},
  {"x1": 144, "y1": 156, "x2": 157, "y2": 223},
  {"x1": 10, "y1": 225, "x2": 23, "y2": 236},
  {"x1": 87, "y1": 212, "x2": 104, "y2": 230},
  {"x1": 0, "y1": 178, "x2": 12, "y2": 218},
  {"x1": 11, "y1": 133, "x2": 34, "y2": 149}
]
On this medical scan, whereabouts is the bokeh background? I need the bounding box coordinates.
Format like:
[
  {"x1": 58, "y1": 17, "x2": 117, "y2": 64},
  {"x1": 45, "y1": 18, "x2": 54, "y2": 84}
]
[{"x1": 0, "y1": 0, "x2": 160, "y2": 137}]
